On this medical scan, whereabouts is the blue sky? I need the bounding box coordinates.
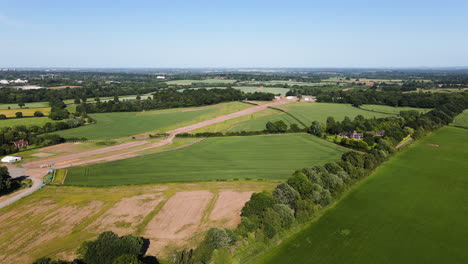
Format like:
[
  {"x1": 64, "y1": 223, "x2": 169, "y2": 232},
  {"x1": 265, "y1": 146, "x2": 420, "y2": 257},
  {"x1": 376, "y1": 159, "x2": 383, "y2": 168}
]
[{"x1": 0, "y1": 0, "x2": 467, "y2": 68}]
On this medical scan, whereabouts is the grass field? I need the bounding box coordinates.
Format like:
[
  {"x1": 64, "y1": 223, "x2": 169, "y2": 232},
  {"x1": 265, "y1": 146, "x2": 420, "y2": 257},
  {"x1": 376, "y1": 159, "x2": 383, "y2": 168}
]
[
  {"x1": 52, "y1": 102, "x2": 252, "y2": 139},
  {"x1": 0, "y1": 102, "x2": 49, "y2": 109},
  {"x1": 257, "y1": 127, "x2": 468, "y2": 264},
  {"x1": 0, "y1": 117, "x2": 57, "y2": 128},
  {"x1": 239, "y1": 80, "x2": 331, "y2": 86},
  {"x1": 166, "y1": 79, "x2": 237, "y2": 85},
  {"x1": 178, "y1": 86, "x2": 290, "y2": 96},
  {"x1": 359, "y1": 104, "x2": 431, "y2": 115},
  {"x1": 229, "y1": 103, "x2": 395, "y2": 132},
  {"x1": 0, "y1": 107, "x2": 51, "y2": 118},
  {"x1": 64, "y1": 134, "x2": 346, "y2": 186},
  {"x1": 0, "y1": 181, "x2": 276, "y2": 263},
  {"x1": 451, "y1": 109, "x2": 468, "y2": 128}
]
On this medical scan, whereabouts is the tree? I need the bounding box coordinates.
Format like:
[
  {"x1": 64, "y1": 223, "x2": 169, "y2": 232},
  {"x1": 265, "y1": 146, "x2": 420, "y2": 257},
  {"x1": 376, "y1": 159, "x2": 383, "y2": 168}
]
[
  {"x1": 287, "y1": 171, "x2": 315, "y2": 199},
  {"x1": 0, "y1": 114, "x2": 6, "y2": 119},
  {"x1": 15, "y1": 112, "x2": 23, "y2": 118},
  {"x1": 310, "y1": 121, "x2": 324, "y2": 136},
  {"x1": 274, "y1": 120, "x2": 288, "y2": 132},
  {"x1": 34, "y1": 111, "x2": 45, "y2": 117},
  {"x1": 265, "y1": 122, "x2": 278, "y2": 133},
  {"x1": 204, "y1": 228, "x2": 234, "y2": 250},
  {"x1": 171, "y1": 249, "x2": 195, "y2": 264},
  {"x1": 78, "y1": 231, "x2": 145, "y2": 264},
  {"x1": 272, "y1": 204, "x2": 295, "y2": 229},
  {"x1": 241, "y1": 191, "x2": 276, "y2": 218},
  {"x1": 290, "y1": 123, "x2": 301, "y2": 132},
  {"x1": 74, "y1": 98, "x2": 81, "y2": 104},
  {"x1": 272, "y1": 183, "x2": 300, "y2": 209},
  {"x1": 0, "y1": 166, "x2": 12, "y2": 194},
  {"x1": 18, "y1": 102, "x2": 25, "y2": 108},
  {"x1": 112, "y1": 254, "x2": 142, "y2": 264}
]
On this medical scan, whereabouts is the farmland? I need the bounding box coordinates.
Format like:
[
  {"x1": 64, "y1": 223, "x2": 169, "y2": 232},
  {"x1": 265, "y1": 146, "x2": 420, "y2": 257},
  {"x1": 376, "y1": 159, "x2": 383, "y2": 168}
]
[
  {"x1": 359, "y1": 104, "x2": 431, "y2": 114},
  {"x1": 0, "y1": 107, "x2": 51, "y2": 118},
  {"x1": 0, "y1": 102, "x2": 49, "y2": 109},
  {"x1": 229, "y1": 103, "x2": 398, "y2": 132},
  {"x1": 257, "y1": 127, "x2": 468, "y2": 264},
  {"x1": 0, "y1": 181, "x2": 276, "y2": 263},
  {"x1": 53, "y1": 102, "x2": 252, "y2": 139},
  {"x1": 166, "y1": 79, "x2": 237, "y2": 85},
  {"x1": 451, "y1": 109, "x2": 468, "y2": 128},
  {"x1": 0, "y1": 116, "x2": 57, "y2": 128},
  {"x1": 64, "y1": 133, "x2": 346, "y2": 186}
]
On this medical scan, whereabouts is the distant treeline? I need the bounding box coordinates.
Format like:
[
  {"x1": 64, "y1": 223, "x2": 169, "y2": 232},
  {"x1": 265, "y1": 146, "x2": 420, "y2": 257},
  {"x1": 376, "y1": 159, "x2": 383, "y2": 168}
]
[{"x1": 76, "y1": 88, "x2": 275, "y2": 113}]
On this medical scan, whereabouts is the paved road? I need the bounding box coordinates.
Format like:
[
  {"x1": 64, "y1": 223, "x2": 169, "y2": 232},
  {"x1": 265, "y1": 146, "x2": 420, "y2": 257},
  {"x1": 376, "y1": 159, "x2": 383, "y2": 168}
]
[
  {"x1": 0, "y1": 168, "x2": 46, "y2": 210},
  {"x1": 1, "y1": 100, "x2": 292, "y2": 208}
]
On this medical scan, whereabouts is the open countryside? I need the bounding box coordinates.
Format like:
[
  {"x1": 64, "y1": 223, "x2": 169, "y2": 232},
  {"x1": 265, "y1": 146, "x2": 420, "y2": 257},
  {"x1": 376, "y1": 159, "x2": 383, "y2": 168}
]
[
  {"x1": 257, "y1": 127, "x2": 468, "y2": 264},
  {"x1": 64, "y1": 134, "x2": 347, "y2": 186}
]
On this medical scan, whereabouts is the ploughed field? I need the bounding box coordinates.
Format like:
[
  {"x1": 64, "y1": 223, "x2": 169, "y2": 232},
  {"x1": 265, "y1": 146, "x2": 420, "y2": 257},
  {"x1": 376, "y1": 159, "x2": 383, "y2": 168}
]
[
  {"x1": 64, "y1": 133, "x2": 346, "y2": 186},
  {"x1": 257, "y1": 126, "x2": 468, "y2": 264},
  {"x1": 52, "y1": 102, "x2": 251, "y2": 139},
  {"x1": 0, "y1": 181, "x2": 276, "y2": 263}
]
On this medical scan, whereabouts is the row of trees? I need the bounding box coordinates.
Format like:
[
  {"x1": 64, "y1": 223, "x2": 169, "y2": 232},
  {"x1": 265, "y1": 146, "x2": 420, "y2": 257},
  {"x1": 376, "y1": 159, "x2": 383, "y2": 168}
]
[
  {"x1": 0, "y1": 118, "x2": 90, "y2": 155},
  {"x1": 76, "y1": 88, "x2": 275, "y2": 113}
]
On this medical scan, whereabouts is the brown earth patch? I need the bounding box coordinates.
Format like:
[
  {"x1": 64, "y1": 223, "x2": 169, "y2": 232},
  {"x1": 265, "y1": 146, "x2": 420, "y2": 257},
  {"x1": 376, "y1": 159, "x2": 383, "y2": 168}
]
[
  {"x1": 144, "y1": 191, "x2": 213, "y2": 255},
  {"x1": 1, "y1": 201, "x2": 103, "y2": 263},
  {"x1": 39, "y1": 142, "x2": 84, "y2": 154},
  {"x1": 209, "y1": 190, "x2": 253, "y2": 227},
  {"x1": 428, "y1": 143, "x2": 440, "y2": 147},
  {"x1": 89, "y1": 194, "x2": 163, "y2": 235},
  {"x1": 32, "y1": 152, "x2": 54, "y2": 157}
]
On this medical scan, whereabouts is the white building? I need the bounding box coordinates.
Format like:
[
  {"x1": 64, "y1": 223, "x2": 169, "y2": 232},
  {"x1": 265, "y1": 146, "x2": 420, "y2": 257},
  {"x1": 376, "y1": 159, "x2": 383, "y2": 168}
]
[
  {"x1": 156, "y1": 76, "x2": 166, "y2": 79},
  {"x1": 1, "y1": 156, "x2": 22, "y2": 163},
  {"x1": 12, "y1": 79, "x2": 28, "y2": 84},
  {"x1": 16, "y1": 85, "x2": 46, "y2": 90},
  {"x1": 0, "y1": 80, "x2": 9, "y2": 84}
]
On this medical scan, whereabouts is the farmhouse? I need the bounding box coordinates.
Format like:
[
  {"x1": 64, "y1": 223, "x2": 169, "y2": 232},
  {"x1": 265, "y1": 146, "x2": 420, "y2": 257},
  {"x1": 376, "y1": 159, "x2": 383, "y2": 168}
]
[
  {"x1": 338, "y1": 131, "x2": 364, "y2": 140},
  {"x1": 1, "y1": 156, "x2": 22, "y2": 163}
]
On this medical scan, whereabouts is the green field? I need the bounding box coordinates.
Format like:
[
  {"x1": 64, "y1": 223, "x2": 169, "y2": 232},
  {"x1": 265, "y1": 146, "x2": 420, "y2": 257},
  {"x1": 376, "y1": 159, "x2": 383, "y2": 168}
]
[
  {"x1": 52, "y1": 102, "x2": 251, "y2": 139},
  {"x1": 0, "y1": 102, "x2": 49, "y2": 109},
  {"x1": 64, "y1": 134, "x2": 346, "y2": 186},
  {"x1": 229, "y1": 103, "x2": 395, "y2": 132},
  {"x1": 359, "y1": 104, "x2": 431, "y2": 115},
  {"x1": 451, "y1": 110, "x2": 468, "y2": 128},
  {"x1": 166, "y1": 79, "x2": 237, "y2": 85},
  {"x1": 258, "y1": 127, "x2": 468, "y2": 264},
  {"x1": 178, "y1": 86, "x2": 290, "y2": 96},
  {"x1": 0, "y1": 117, "x2": 57, "y2": 128}
]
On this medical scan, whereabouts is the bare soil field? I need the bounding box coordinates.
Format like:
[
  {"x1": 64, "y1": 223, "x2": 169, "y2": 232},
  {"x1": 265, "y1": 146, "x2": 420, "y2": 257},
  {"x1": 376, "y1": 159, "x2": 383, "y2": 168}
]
[
  {"x1": 209, "y1": 190, "x2": 254, "y2": 227},
  {"x1": 144, "y1": 191, "x2": 213, "y2": 254},
  {"x1": 0, "y1": 182, "x2": 276, "y2": 263}
]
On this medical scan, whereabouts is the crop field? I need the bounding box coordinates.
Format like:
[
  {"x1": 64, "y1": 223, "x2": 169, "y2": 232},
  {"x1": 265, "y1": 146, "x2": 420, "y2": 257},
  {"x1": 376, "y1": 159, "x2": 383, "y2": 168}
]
[
  {"x1": 0, "y1": 181, "x2": 276, "y2": 263},
  {"x1": 359, "y1": 104, "x2": 431, "y2": 114},
  {"x1": 166, "y1": 79, "x2": 237, "y2": 85},
  {"x1": 257, "y1": 127, "x2": 468, "y2": 264},
  {"x1": 0, "y1": 107, "x2": 51, "y2": 118},
  {"x1": 178, "y1": 86, "x2": 290, "y2": 96},
  {"x1": 52, "y1": 102, "x2": 252, "y2": 139},
  {"x1": 0, "y1": 102, "x2": 49, "y2": 109},
  {"x1": 451, "y1": 110, "x2": 468, "y2": 128},
  {"x1": 229, "y1": 103, "x2": 395, "y2": 132},
  {"x1": 0, "y1": 116, "x2": 57, "y2": 128},
  {"x1": 64, "y1": 133, "x2": 346, "y2": 186},
  {"x1": 239, "y1": 80, "x2": 331, "y2": 86}
]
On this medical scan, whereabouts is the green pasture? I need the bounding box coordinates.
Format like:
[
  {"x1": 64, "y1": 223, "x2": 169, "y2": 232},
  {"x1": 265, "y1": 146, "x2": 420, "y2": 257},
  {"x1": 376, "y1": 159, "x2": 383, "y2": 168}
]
[
  {"x1": 229, "y1": 103, "x2": 395, "y2": 132},
  {"x1": 52, "y1": 102, "x2": 252, "y2": 139},
  {"x1": 359, "y1": 104, "x2": 431, "y2": 115},
  {"x1": 64, "y1": 133, "x2": 346, "y2": 186},
  {"x1": 0, "y1": 117, "x2": 57, "y2": 128},
  {"x1": 0, "y1": 102, "x2": 49, "y2": 110},
  {"x1": 451, "y1": 110, "x2": 468, "y2": 128},
  {"x1": 166, "y1": 79, "x2": 237, "y2": 85},
  {"x1": 258, "y1": 126, "x2": 468, "y2": 264}
]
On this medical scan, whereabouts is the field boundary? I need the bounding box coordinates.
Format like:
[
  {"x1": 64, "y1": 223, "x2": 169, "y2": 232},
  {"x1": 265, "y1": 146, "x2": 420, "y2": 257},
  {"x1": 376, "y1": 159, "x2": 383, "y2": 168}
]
[{"x1": 267, "y1": 106, "x2": 308, "y2": 128}]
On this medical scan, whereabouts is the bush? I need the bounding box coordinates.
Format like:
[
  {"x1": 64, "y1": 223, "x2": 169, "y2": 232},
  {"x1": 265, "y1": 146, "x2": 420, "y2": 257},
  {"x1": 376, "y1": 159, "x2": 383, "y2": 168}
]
[
  {"x1": 15, "y1": 112, "x2": 23, "y2": 118},
  {"x1": 241, "y1": 191, "x2": 276, "y2": 218},
  {"x1": 205, "y1": 228, "x2": 234, "y2": 250},
  {"x1": 0, "y1": 114, "x2": 6, "y2": 119},
  {"x1": 34, "y1": 111, "x2": 45, "y2": 117}
]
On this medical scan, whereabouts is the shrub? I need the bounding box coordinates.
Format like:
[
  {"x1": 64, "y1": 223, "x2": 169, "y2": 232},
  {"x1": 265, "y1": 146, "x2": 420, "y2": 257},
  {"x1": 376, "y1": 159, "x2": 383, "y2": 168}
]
[
  {"x1": 34, "y1": 111, "x2": 45, "y2": 117},
  {"x1": 241, "y1": 191, "x2": 276, "y2": 218},
  {"x1": 287, "y1": 171, "x2": 315, "y2": 200}
]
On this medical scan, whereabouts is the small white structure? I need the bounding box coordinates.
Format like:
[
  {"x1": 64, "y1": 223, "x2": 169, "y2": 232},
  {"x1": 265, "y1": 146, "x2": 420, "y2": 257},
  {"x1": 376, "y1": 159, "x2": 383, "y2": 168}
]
[
  {"x1": 1, "y1": 156, "x2": 22, "y2": 163},
  {"x1": 16, "y1": 85, "x2": 46, "y2": 90},
  {"x1": 286, "y1": 96, "x2": 294, "y2": 100},
  {"x1": 12, "y1": 79, "x2": 28, "y2": 84},
  {"x1": 0, "y1": 80, "x2": 9, "y2": 84},
  {"x1": 156, "y1": 76, "x2": 166, "y2": 79}
]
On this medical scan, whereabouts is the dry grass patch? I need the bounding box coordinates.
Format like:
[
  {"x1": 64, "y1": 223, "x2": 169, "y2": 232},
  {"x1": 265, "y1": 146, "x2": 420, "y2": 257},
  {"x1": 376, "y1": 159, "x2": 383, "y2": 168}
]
[{"x1": 209, "y1": 190, "x2": 254, "y2": 227}]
